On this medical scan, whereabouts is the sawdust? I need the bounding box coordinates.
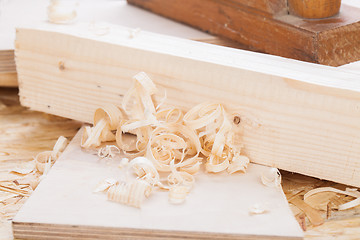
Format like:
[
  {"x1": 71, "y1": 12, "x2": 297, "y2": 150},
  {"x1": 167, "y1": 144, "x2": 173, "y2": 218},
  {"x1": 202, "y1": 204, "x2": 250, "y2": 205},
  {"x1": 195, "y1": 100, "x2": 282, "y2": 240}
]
[{"x1": 0, "y1": 89, "x2": 80, "y2": 239}]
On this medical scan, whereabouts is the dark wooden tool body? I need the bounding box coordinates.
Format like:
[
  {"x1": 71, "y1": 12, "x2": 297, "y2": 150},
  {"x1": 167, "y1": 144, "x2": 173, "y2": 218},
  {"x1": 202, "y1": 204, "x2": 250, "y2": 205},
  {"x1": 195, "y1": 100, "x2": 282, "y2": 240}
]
[{"x1": 127, "y1": 0, "x2": 360, "y2": 66}]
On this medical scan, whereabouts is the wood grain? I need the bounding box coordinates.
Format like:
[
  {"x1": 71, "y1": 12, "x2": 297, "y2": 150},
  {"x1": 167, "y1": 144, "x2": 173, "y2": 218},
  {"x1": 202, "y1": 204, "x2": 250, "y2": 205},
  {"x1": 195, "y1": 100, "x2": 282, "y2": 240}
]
[
  {"x1": 0, "y1": 72, "x2": 17, "y2": 87},
  {"x1": 14, "y1": 23, "x2": 360, "y2": 188},
  {"x1": 127, "y1": 0, "x2": 360, "y2": 66},
  {"x1": 229, "y1": 0, "x2": 288, "y2": 16},
  {"x1": 0, "y1": 50, "x2": 17, "y2": 87}
]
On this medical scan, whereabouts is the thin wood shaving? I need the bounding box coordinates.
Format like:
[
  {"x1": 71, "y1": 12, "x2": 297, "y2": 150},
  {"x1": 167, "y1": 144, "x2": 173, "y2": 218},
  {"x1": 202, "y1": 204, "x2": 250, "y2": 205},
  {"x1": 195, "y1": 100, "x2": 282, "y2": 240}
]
[
  {"x1": 249, "y1": 203, "x2": 269, "y2": 215},
  {"x1": 84, "y1": 72, "x2": 250, "y2": 207},
  {"x1": 169, "y1": 186, "x2": 190, "y2": 204},
  {"x1": 93, "y1": 178, "x2": 118, "y2": 193},
  {"x1": 107, "y1": 180, "x2": 152, "y2": 208},
  {"x1": 127, "y1": 157, "x2": 160, "y2": 187},
  {"x1": 304, "y1": 187, "x2": 360, "y2": 210},
  {"x1": 36, "y1": 136, "x2": 68, "y2": 175},
  {"x1": 98, "y1": 145, "x2": 120, "y2": 160},
  {"x1": 119, "y1": 158, "x2": 129, "y2": 168},
  {"x1": 47, "y1": 0, "x2": 78, "y2": 24},
  {"x1": 261, "y1": 168, "x2": 282, "y2": 188}
]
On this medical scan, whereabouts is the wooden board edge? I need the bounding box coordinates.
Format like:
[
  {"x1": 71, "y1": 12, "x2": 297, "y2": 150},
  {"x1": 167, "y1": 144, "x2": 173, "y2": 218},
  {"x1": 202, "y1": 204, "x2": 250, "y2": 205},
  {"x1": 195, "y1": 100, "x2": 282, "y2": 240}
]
[
  {"x1": 0, "y1": 72, "x2": 18, "y2": 87},
  {"x1": 12, "y1": 221, "x2": 303, "y2": 240},
  {"x1": 317, "y1": 20, "x2": 360, "y2": 66}
]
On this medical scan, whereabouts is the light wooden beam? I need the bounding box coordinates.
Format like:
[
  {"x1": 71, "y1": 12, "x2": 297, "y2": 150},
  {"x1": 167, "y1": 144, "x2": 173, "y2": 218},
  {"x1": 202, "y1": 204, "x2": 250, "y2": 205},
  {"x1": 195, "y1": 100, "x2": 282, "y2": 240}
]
[{"x1": 15, "y1": 23, "x2": 360, "y2": 187}]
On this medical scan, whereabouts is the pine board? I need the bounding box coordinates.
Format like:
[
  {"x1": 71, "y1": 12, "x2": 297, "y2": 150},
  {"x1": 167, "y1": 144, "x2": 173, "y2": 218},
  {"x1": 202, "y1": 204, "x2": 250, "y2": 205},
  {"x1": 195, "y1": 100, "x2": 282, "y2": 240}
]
[
  {"x1": 12, "y1": 129, "x2": 303, "y2": 240},
  {"x1": 15, "y1": 22, "x2": 360, "y2": 188}
]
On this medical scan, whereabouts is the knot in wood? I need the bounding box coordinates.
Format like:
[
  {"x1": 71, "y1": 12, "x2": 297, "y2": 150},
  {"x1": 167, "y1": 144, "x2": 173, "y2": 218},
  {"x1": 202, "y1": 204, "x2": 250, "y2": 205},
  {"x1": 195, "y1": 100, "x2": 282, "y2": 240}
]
[
  {"x1": 58, "y1": 61, "x2": 65, "y2": 71},
  {"x1": 233, "y1": 116, "x2": 241, "y2": 125}
]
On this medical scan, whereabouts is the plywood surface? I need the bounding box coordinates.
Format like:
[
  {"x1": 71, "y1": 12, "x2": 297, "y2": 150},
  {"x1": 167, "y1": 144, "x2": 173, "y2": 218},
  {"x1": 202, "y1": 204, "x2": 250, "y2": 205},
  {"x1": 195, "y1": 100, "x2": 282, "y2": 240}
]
[{"x1": 12, "y1": 129, "x2": 303, "y2": 239}]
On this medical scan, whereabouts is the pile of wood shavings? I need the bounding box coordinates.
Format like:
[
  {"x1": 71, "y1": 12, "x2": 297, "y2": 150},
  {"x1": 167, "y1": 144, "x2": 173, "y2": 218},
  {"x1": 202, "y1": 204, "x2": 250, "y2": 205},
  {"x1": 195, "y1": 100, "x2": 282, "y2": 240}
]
[{"x1": 82, "y1": 72, "x2": 250, "y2": 207}]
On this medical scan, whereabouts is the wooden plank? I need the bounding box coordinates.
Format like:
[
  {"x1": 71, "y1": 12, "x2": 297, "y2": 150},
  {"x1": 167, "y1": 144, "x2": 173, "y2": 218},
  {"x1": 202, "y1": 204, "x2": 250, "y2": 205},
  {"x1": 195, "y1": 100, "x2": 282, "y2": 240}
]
[
  {"x1": 12, "y1": 129, "x2": 303, "y2": 239},
  {"x1": 222, "y1": 0, "x2": 288, "y2": 16},
  {"x1": 127, "y1": 0, "x2": 360, "y2": 66},
  {"x1": 14, "y1": 23, "x2": 360, "y2": 188}
]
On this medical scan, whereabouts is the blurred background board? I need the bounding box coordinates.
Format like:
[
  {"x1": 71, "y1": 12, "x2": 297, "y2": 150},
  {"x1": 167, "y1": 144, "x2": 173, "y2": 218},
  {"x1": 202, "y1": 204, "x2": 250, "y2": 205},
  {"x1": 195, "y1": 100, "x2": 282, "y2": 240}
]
[
  {"x1": 127, "y1": 0, "x2": 360, "y2": 66},
  {"x1": 0, "y1": 0, "x2": 212, "y2": 87}
]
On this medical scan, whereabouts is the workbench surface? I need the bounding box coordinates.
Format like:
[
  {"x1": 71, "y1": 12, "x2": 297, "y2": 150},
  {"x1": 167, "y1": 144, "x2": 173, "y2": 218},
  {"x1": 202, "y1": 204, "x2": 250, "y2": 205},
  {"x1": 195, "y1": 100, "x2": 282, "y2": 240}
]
[{"x1": 1, "y1": 88, "x2": 360, "y2": 239}]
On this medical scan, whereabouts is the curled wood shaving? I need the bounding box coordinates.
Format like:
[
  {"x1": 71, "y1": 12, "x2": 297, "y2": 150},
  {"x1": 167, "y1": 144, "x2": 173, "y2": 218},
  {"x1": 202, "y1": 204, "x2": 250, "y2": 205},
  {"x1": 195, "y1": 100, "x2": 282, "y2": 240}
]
[
  {"x1": 93, "y1": 178, "x2": 118, "y2": 193},
  {"x1": 167, "y1": 160, "x2": 195, "y2": 189},
  {"x1": 98, "y1": 145, "x2": 120, "y2": 160},
  {"x1": 127, "y1": 157, "x2": 160, "y2": 186},
  {"x1": 107, "y1": 180, "x2": 152, "y2": 208},
  {"x1": 81, "y1": 120, "x2": 108, "y2": 148},
  {"x1": 82, "y1": 104, "x2": 123, "y2": 149},
  {"x1": 183, "y1": 102, "x2": 248, "y2": 173},
  {"x1": 261, "y1": 168, "x2": 281, "y2": 188},
  {"x1": 35, "y1": 136, "x2": 68, "y2": 175},
  {"x1": 249, "y1": 203, "x2": 269, "y2": 215},
  {"x1": 304, "y1": 187, "x2": 360, "y2": 210},
  {"x1": 47, "y1": 0, "x2": 78, "y2": 24},
  {"x1": 52, "y1": 136, "x2": 68, "y2": 159},
  {"x1": 169, "y1": 186, "x2": 190, "y2": 204},
  {"x1": 156, "y1": 108, "x2": 183, "y2": 125},
  {"x1": 146, "y1": 125, "x2": 201, "y2": 173},
  {"x1": 94, "y1": 104, "x2": 124, "y2": 131},
  {"x1": 119, "y1": 158, "x2": 129, "y2": 168},
  {"x1": 227, "y1": 155, "x2": 250, "y2": 174},
  {"x1": 35, "y1": 151, "x2": 54, "y2": 174}
]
